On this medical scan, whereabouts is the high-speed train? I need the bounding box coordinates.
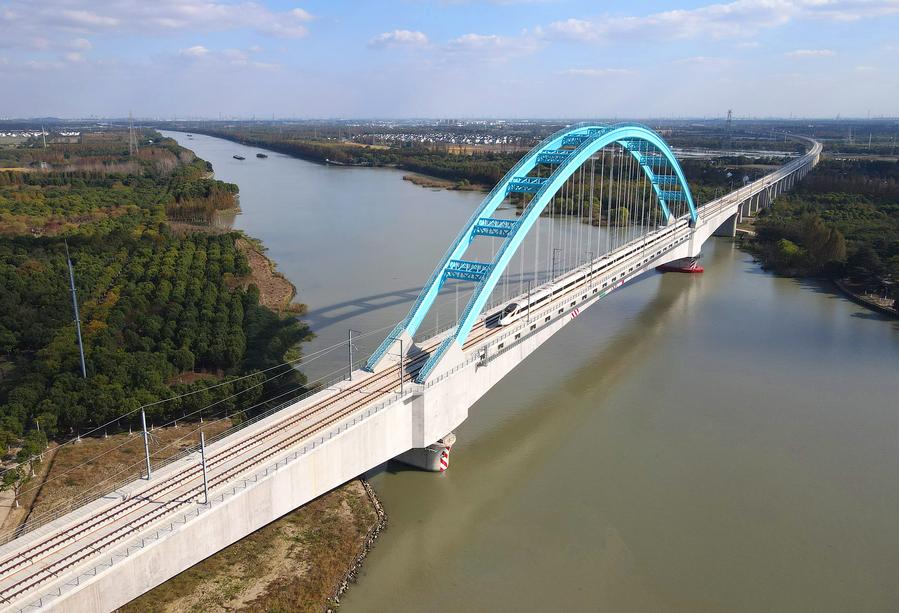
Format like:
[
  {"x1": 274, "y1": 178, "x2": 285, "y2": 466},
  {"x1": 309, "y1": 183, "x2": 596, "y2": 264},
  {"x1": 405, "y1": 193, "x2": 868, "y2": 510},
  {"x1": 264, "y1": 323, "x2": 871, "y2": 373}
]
[{"x1": 497, "y1": 287, "x2": 554, "y2": 326}]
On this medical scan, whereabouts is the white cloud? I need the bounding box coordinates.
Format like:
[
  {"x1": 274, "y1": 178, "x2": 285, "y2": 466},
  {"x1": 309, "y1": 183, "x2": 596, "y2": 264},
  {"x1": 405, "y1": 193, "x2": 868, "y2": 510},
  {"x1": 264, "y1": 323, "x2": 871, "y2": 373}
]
[
  {"x1": 673, "y1": 55, "x2": 731, "y2": 65},
  {"x1": 57, "y1": 9, "x2": 120, "y2": 28},
  {"x1": 538, "y1": 0, "x2": 899, "y2": 43},
  {"x1": 855, "y1": 65, "x2": 877, "y2": 71},
  {"x1": 70, "y1": 38, "x2": 92, "y2": 50},
  {"x1": 176, "y1": 45, "x2": 279, "y2": 71},
  {"x1": 180, "y1": 45, "x2": 210, "y2": 58},
  {"x1": 369, "y1": 30, "x2": 430, "y2": 48},
  {"x1": 1, "y1": 1, "x2": 314, "y2": 39},
  {"x1": 444, "y1": 32, "x2": 539, "y2": 61},
  {"x1": 785, "y1": 48, "x2": 835, "y2": 57},
  {"x1": 804, "y1": 0, "x2": 899, "y2": 21},
  {"x1": 290, "y1": 8, "x2": 314, "y2": 21},
  {"x1": 222, "y1": 49, "x2": 249, "y2": 63},
  {"x1": 561, "y1": 67, "x2": 633, "y2": 77},
  {"x1": 64, "y1": 51, "x2": 86, "y2": 63}
]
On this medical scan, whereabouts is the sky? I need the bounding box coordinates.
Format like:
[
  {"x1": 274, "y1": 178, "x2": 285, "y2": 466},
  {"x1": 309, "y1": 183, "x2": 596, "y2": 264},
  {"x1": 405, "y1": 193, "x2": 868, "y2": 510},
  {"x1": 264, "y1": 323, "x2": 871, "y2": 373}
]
[{"x1": 1, "y1": 0, "x2": 898, "y2": 119}]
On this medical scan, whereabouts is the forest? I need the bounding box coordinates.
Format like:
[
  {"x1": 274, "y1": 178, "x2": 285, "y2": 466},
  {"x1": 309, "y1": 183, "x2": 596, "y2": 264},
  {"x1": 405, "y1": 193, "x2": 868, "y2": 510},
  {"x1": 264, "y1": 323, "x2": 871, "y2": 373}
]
[
  {"x1": 0, "y1": 132, "x2": 310, "y2": 471},
  {"x1": 752, "y1": 158, "x2": 899, "y2": 291},
  {"x1": 0, "y1": 135, "x2": 238, "y2": 235}
]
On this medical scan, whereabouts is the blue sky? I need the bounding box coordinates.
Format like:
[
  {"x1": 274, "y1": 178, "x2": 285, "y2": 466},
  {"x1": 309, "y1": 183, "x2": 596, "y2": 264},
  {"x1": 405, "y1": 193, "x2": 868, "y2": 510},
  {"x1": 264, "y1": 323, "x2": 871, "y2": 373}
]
[{"x1": 1, "y1": 0, "x2": 897, "y2": 118}]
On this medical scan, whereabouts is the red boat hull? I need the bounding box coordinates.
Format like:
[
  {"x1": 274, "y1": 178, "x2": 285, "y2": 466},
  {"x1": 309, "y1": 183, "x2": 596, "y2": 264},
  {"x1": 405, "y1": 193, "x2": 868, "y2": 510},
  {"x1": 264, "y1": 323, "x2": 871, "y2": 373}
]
[{"x1": 656, "y1": 260, "x2": 704, "y2": 273}]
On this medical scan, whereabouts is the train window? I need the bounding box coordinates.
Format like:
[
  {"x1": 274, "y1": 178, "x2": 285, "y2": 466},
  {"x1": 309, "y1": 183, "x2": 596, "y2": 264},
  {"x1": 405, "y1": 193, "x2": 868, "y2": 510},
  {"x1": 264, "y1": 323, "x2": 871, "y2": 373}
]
[
  {"x1": 570, "y1": 301, "x2": 575, "y2": 307},
  {"x1": 530, "y1": 324, "x2": 537, "y2": 331},
  {"x1": 602, "y1": 282, "x2": 607, "y2": 287},
  {"x1": 558, "y1": 308, "x2": 563, "y2": 314},
  {"x1": 515, "y1": 333, "x2": 521, "y2": 340},
  {"x1": 497, "y1": 343, "x2": 504, "y2": 350},
  {"x1": 544, "y1": 316, "x2": 551, "y2": 322},
  {"x1": 503, "y1": 303, "x2": 519, "y2": 314},
  {"x1": 593, "y1": 288, "x2": 598, "y2": 294}
]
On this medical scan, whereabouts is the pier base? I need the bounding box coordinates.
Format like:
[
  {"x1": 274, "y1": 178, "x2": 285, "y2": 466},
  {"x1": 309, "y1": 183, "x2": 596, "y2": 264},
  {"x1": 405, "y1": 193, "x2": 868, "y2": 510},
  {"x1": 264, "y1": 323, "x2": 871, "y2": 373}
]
[{"x1": 394, "y1": 433, "x2": 456, "y2": 472}]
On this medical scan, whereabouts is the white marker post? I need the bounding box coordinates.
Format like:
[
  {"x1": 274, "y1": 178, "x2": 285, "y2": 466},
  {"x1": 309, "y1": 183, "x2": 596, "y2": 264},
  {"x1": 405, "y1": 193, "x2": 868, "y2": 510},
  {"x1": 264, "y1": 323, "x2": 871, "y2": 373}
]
[
  {"x1": 200, "y1": 432, "x2": 209, "y2": 505},
  {"x1": 141, "y1": 409, "x2": 151, "y2": 480}
]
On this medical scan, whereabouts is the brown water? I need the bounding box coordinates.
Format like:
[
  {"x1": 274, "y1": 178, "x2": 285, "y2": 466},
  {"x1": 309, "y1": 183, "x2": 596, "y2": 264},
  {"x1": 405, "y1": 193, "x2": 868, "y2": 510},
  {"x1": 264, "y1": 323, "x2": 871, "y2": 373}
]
[{"x1": 165, "y1": 131, "x2": 899, "y2": 613}]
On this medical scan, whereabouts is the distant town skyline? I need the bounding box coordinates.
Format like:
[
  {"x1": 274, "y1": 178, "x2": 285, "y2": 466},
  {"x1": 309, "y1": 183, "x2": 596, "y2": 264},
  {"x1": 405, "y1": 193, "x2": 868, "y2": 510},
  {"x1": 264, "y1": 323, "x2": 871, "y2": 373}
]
[{"x1": 2, "y1": 0, "x2": 898, "y2": 119}]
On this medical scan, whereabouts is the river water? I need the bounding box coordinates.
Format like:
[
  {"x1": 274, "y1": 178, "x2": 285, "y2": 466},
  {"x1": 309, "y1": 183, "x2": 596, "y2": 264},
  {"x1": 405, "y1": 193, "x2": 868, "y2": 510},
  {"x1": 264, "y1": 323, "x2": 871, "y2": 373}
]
[{"x1": 163, "y1": 131, "x2": 899, "y2": 613}]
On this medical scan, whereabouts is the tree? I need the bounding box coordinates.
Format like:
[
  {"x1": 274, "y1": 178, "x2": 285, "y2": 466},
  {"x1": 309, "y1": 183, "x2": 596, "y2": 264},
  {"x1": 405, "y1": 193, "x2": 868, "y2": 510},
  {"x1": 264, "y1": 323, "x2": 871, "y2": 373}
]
[{"x1": 848, "y1": 244, "x2": 884, "y2": 282}]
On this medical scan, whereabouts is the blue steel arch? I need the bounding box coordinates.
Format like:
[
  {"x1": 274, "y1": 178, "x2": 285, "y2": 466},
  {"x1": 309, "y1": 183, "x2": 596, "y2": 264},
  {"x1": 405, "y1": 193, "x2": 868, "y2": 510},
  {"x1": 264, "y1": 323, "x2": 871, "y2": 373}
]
[{"x1": 365, "y1": 123, "x2": 697, "y2": 379}]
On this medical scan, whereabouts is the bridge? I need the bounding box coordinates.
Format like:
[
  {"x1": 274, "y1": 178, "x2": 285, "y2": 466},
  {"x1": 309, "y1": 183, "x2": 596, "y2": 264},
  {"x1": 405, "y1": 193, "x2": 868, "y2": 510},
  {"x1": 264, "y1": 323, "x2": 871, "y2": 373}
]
[{"x1": 0, "y1": 124, "x2": 821, "y2": 612}]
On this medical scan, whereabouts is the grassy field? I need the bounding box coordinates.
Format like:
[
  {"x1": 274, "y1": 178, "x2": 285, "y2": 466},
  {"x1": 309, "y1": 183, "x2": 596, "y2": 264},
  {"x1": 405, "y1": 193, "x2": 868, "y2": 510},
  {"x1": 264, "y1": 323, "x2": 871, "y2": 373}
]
[{"x1": 1, "y1": 421, "x2": 234, "y2": 535}]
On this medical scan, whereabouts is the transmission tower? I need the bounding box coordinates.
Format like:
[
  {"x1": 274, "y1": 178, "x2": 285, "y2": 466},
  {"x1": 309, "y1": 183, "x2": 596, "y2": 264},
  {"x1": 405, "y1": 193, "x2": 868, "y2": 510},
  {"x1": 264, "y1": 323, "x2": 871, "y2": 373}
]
[
  {"x1": 724, "y1": 109, "x2": 733, "y2": 150},
  {"x1": 65, "y1": 240, "x2": 87, "y2": 379},
  {"x1": 128, "y1": 111, "x2": 139, "y2": 156}
]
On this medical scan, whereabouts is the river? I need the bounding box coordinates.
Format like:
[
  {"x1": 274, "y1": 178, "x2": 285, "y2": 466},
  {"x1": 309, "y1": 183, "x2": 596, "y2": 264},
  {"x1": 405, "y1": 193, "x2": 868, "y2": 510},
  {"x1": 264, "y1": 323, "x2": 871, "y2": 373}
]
[{"x1": 163, "y1": 131, "x2": 899, "y2": 613}]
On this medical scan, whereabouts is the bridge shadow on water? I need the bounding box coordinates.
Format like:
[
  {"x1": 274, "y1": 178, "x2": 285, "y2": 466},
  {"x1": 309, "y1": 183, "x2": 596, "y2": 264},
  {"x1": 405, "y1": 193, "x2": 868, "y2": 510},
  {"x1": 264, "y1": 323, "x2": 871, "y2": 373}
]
[
  {"x1": 303, "y1": 286, "x2": 424, "y2": 330},
  {"x1": 303, "y1": 273, "x2": 545, "y2": 331}
]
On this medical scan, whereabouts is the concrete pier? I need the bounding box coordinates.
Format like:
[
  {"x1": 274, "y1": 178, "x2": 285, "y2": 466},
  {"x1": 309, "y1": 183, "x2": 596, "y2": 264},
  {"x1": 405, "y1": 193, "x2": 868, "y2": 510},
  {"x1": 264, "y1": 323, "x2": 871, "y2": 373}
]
[
  {"x1": 395, "y1": 433, "x2": 456, "y2": 472},
  {"x1": 712, "y1": 213, "x2": 738, "y2": 237}
]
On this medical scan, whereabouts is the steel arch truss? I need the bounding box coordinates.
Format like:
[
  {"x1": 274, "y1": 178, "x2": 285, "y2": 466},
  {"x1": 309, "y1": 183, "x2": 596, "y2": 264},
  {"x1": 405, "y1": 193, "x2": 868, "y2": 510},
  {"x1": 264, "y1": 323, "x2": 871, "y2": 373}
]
[{"x1": 365, "y1": 123, "x2": 698, "y2": 380}]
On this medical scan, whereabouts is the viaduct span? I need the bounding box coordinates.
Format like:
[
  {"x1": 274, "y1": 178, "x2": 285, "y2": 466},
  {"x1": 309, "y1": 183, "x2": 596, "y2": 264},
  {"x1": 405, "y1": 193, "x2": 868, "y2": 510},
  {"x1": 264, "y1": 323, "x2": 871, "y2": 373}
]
[{"x1": 0, "y1": 124, "x2": 821, "y2": 612}]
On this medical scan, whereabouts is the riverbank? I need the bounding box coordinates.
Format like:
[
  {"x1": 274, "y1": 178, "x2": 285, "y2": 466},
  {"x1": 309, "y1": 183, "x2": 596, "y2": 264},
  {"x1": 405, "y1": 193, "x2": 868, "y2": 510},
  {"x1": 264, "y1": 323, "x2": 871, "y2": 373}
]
[
  {"x1": 833, "y1": 279, "x2": 899, "y2": 318},
  {"x1": 235, "y1": 237, "x2": 306, "y2": 314},
  {"x1": 402, "y1": 173, "x2": 489, "y2": 192},
  {"x1": 737, "y1": 219, "x2": 897, "y2": 320}
]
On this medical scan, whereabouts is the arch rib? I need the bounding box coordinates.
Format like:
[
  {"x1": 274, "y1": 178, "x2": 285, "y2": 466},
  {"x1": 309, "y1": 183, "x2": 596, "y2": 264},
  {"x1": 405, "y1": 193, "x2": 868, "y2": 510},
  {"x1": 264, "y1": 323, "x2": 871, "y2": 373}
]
[{"x1": 365, "y1": 124, "x2": 697, "y2": 378}]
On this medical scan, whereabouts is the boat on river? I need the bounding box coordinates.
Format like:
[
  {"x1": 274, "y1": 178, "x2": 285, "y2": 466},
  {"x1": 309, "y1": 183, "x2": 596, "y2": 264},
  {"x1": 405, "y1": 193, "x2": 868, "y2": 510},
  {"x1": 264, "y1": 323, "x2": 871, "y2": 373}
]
[
  {"x1": 233, "y1": 155, "x2": 245, "y2": 160},
  {"x1": 256, "y1": 153, "x2": 268, "y2": 159}
]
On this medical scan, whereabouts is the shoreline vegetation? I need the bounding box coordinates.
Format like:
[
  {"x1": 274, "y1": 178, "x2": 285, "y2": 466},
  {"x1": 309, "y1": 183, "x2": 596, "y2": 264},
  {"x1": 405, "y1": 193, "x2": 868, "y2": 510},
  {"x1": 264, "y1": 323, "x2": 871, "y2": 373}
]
[
  {"x1": 738, "y1": 157, "x2": 899, "y2": 318},
  {"x1": 402, "y1": 173, "x2": 489, "y2": 192},
  {"x1": 0, "y1": 128, "x2": 386, "y2": 611}
]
